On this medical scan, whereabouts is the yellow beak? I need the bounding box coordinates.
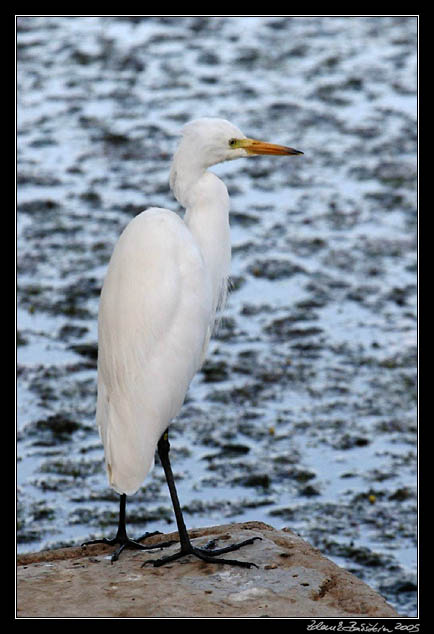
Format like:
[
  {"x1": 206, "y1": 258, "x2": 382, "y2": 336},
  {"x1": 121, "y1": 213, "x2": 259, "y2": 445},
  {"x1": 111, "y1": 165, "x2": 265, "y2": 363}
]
[{"x1": 239, "y1": 138, "x2": 303, "y2": 156}]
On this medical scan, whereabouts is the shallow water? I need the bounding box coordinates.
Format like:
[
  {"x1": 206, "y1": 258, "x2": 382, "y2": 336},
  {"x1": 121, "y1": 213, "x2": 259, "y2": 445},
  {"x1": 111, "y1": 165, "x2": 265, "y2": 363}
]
[{"x1": 17, "y1": 16, "x2": 417, "y2": 616}]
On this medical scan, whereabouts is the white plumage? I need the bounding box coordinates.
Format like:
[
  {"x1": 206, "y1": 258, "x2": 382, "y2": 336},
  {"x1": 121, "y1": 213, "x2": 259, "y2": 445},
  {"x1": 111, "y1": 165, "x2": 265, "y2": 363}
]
[{"x1": 96, "y1": 117, "x2": 302, "y2": 497}]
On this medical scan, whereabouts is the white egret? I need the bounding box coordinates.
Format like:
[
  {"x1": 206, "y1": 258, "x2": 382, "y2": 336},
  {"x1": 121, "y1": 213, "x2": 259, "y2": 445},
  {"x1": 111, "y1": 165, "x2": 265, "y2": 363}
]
[{"x1": 82, "y1": 118, "x2": 303, "y2": 567}]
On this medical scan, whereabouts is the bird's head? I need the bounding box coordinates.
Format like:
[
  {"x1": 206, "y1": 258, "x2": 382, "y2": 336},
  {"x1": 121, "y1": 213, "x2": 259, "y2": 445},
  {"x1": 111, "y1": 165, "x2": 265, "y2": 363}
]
[
  {"x1": 176, "y1": 117, "x2": 303, "y2": 168},
  {"x1": 169, "y1": 117, "x2": 302, "y2": 208}
]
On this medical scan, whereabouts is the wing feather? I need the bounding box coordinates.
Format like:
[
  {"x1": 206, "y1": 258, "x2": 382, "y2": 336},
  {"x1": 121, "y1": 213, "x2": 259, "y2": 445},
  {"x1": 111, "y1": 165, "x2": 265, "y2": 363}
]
[{"x1": 97, "y1": 208, "x2": 213, "y2": 494}]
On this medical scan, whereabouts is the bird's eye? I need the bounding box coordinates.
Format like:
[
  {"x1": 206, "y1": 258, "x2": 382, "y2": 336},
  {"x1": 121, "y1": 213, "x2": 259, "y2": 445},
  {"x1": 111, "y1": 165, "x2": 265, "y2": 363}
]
[{"x1": 229, "y1": 138, "x2": 237, "y2": 148}]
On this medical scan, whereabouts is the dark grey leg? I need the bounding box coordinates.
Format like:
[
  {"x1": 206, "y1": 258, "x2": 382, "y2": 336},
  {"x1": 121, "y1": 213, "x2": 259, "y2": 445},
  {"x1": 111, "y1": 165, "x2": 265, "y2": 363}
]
[
  {"x1": 82, "y1": 493, "x2": 175, "y2": 563},
  {"x1": 143, "y1": 430, "x2": 261, "y2": 568}
]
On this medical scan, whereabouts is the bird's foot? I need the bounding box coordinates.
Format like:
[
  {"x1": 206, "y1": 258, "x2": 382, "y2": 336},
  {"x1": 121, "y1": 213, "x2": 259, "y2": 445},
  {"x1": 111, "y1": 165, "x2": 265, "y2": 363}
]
[
  {"x1": 82, "y1": 531, "x2": 177, "y2": 563},
  {"x1": 142, "y1": 535, "x2": 262, "y2": 568}
]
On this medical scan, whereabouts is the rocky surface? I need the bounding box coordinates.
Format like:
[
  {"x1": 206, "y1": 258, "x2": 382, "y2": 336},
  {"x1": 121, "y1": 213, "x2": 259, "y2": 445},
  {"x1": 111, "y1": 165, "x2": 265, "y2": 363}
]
[{"x1": 17, "y1": 521, "x2": 399, "y2": 618}]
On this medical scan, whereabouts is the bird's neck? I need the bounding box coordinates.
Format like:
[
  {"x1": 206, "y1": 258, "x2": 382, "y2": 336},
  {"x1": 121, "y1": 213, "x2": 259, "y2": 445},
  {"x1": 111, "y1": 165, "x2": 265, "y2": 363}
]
[
  {"x1": 183, "y1": 171, "x2": 232, "y2": 313},
  {"x1": 169, "y1": 152, "x2": 206, "y2": 209}
]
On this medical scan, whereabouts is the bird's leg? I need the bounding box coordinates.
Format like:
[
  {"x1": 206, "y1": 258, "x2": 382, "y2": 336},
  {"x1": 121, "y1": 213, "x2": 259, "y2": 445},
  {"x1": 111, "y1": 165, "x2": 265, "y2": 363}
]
[
  {"x1": 82, "y1": 494, "x2": 176, "y2": 563},
  {"x1": 142, "y1": 430, "x2": 261, "y2": 569}
]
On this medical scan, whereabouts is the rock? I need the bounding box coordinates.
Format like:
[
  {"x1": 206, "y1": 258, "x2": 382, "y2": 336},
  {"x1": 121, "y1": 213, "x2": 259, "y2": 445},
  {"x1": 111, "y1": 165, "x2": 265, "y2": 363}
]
[{"x1": 17, "y1": 521, "x2": 399, "y2": 618}]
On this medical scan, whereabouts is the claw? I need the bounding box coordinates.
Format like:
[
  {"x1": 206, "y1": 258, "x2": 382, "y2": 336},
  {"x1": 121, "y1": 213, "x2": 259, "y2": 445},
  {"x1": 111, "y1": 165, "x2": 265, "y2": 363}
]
[
  {"x1": 142, "y1": 535, "x2": 262, "y2": 568},
  {"x1": 81, "y1": 535, "x2": 177, "y2": 563}
]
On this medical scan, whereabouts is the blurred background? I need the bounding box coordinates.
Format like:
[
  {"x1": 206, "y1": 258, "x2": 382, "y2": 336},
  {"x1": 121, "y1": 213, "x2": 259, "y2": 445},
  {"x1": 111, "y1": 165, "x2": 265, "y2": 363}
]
[{"x1": 17, "y1": 16, "x2": 417, "y2": 615}]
